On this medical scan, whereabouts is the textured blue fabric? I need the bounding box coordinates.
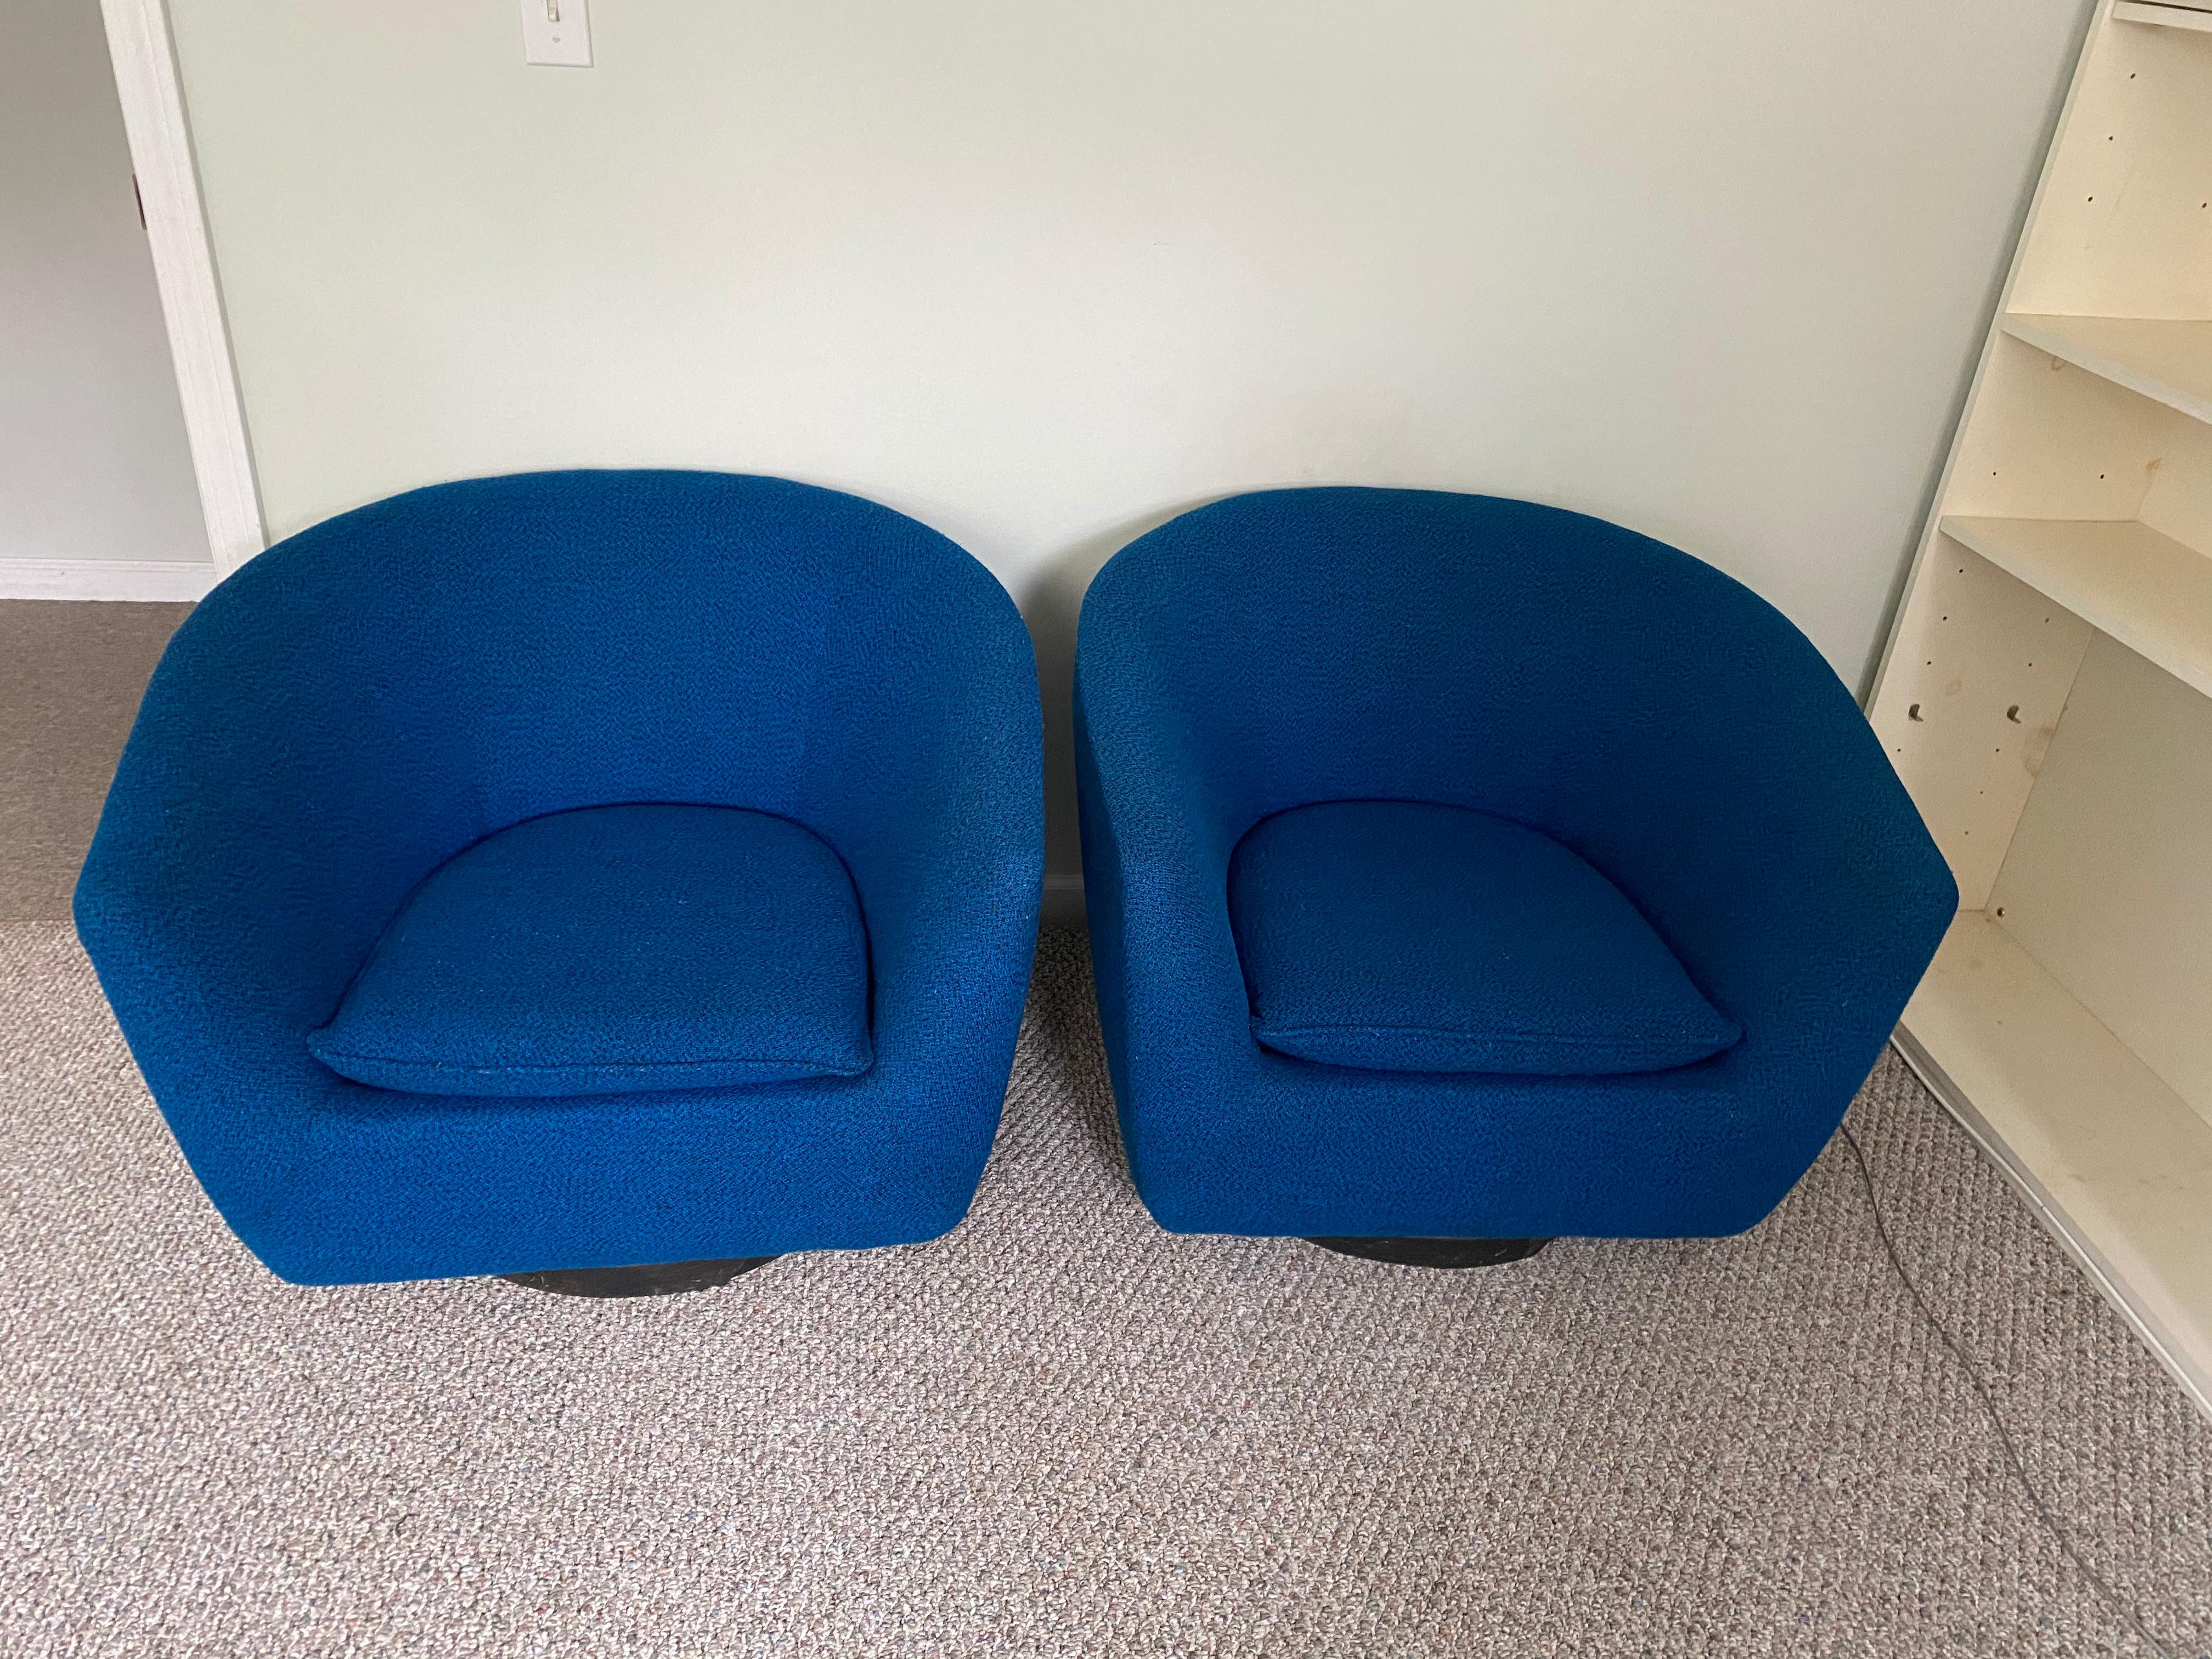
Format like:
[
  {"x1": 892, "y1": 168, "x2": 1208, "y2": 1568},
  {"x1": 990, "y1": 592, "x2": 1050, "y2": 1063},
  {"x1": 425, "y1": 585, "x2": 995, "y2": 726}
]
[
  {"x1": 1075, "y1": 487, "x2": 1956, "y2": 1240},
  {"x1": 76, "y1": 470, "x2": 1042, "y2": 1284},
  {"x1": 308, "y1": 804, "x2": 872, "y2": 1097},
  {"x1": 1229, "y1": 800, "x2": 1741, "y2": 1076}
]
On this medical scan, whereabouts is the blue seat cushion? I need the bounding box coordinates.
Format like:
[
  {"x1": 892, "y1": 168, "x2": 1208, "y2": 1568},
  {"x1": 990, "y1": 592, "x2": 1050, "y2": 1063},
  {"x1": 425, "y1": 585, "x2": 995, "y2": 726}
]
[
  {"x1": 309, "y1": 804, "x2": 872, "y2": 1097},
  {"x1": 1228, "y1": 800, "x2": 1741, "y2": 1076}
]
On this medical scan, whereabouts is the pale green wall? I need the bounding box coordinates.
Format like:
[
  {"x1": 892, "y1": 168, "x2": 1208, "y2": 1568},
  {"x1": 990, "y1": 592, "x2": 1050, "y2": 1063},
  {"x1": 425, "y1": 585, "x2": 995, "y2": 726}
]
[{"x1": 170, "y1": 0, "x2": 2090, "y2": 881}]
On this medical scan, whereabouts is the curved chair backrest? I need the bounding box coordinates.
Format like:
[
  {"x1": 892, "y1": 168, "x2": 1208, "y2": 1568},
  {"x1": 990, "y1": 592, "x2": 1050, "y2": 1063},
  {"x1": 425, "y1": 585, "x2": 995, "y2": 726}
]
[
  {"x1": 108, "y1": 469, "x2": 1037, "y2": 951},
  {"x1": 93, "y1": 470, "x2": 1041, "y2": 1085},
  {"x1": 1077, "y1": 486, "x2": 1864, "y2": 855},
  {"x1": 146, "y1": 469, "x2": 1025, "y2": 848}
]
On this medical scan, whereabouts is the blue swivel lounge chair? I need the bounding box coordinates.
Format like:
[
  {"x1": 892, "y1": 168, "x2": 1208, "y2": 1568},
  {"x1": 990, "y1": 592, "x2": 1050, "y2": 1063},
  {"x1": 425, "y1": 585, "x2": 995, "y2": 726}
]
[
  {"x1": 1074, "y1": 487, "x2": 1954, "y2": 1265},
  {"x1": 77, "y1": 470, "x2": 1042, "y2": 1293}
]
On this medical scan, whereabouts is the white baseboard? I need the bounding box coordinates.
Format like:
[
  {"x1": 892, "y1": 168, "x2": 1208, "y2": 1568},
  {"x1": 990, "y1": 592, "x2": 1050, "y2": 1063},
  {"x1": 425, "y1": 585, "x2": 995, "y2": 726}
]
[{"x1": 0, "y1": 558, "x2": 220, "y2": 601}]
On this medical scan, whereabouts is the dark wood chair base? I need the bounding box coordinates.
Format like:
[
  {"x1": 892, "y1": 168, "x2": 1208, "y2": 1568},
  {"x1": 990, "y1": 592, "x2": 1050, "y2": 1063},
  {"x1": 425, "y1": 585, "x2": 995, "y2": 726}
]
[
  {"x1": 500, "y1": 1256, "x2": 781, "y2": 1297},
  {"x1": 1306, "y1": 1235, "x2": 1551, "y2": 1269}
]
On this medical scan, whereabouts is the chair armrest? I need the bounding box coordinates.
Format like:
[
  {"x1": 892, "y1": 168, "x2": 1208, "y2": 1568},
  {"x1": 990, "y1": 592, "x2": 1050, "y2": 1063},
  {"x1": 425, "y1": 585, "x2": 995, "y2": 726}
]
[
  {"x1": 1565, "y1": 665, "x2": 1956, "y2": 1087},
  {"x1": 74, "y1": 610, "x2": 479, "y2": 1228},
  {"x1": 1073, "y1": 665, "x2": 1257, "y2": 1107},
  {"x1": 808, "y1": 631, "x2": 1045, "y2": 1084}
]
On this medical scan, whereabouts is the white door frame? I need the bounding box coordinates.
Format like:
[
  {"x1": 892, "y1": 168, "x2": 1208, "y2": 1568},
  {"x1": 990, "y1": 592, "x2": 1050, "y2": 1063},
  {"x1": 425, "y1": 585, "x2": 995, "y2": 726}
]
[{"x1": 98, "y1": 0, "x2": 264, "y2": 580}]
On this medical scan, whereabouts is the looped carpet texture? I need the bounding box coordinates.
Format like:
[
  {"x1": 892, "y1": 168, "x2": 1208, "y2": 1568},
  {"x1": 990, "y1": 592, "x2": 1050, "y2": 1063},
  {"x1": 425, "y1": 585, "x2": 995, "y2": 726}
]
[{"x1": 2, "y1": 922, "x2": 2208, "y2": 1657}]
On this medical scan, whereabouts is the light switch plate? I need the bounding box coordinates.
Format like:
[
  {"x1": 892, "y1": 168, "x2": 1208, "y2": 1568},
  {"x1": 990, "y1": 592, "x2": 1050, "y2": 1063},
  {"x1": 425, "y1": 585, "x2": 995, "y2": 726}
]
[{"x1": 521, "y1": 0, "x2": 591, "y2": 67}]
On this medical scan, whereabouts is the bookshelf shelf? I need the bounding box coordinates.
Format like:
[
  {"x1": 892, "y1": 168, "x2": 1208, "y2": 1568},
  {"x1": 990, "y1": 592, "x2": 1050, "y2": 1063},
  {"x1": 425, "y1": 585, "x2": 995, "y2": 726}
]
[
  {"x1": 1937, "y1": 515, "x2": 2212, "y2": 698},
  {"x1": 2000, "y1": 314, "x2": 2212, "y2": 427},
  {"x1": 2113, "y1": 1, "x2": 2212, "y2": 35}
]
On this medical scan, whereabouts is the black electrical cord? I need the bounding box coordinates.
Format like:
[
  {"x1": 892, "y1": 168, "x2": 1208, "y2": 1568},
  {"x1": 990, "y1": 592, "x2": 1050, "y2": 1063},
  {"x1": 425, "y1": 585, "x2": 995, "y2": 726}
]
[{"x1": 1838, "y1": 1124, "x2": 2179, "y2": 1659}]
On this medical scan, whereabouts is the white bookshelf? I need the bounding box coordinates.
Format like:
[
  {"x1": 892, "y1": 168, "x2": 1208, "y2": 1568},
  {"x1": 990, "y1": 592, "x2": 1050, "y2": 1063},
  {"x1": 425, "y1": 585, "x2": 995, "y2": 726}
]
[
  {"x1": 1870, "y1": 0, "x2": 2212, "y2": 1420},
  {"x1": 1998, "y1": 315, "x2": 2212, "y2": 424},
  {"x1": 1936, "y1": 516, "x2": 2212, "y2": 698},
  {"x1": 2112, "y1": 1, "x2": 2212, "y2": 35}
]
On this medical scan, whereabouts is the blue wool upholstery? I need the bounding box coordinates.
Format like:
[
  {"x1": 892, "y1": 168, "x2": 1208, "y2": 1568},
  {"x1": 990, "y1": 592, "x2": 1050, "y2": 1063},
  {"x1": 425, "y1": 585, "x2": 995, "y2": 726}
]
[
  {"x1": 308, "y1": 804, "x2": 873, "y2": 1098},
  {"x1": 77, "y1": 470, "x2": 1042, "y2": 1285},
  {"x1": 1229, "y1": 800, "x2": 1742, "y2": 1076},
  {"x1": 1075, "y1": 487, "x2": 1955, "y2": 1241}
]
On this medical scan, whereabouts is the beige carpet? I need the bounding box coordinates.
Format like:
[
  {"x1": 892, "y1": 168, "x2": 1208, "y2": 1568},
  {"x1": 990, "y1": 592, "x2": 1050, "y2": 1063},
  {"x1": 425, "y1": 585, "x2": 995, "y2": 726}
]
[
  {"x1": 0, "y1": 599, "x2": 191, "y2": 923},
  {"x1": 2, "y1": 918, "x2": 2208, "y2": 1657}
]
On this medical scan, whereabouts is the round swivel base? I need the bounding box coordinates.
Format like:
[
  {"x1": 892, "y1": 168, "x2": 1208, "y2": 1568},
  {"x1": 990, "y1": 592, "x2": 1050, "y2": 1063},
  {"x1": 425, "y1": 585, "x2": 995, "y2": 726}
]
[
  {"x1": 501, "y1": 1256, "x2": 780, "y2": 1298},
  {"x1": 1306, "y1": 1235, "x2": 1551, "y2": 1269}
]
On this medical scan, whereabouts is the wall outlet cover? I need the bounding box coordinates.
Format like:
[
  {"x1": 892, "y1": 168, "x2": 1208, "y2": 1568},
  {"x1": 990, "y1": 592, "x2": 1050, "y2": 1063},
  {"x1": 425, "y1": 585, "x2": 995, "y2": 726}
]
[{"x1": 521, "y1": 0, "x2": 591, "y2": 67}]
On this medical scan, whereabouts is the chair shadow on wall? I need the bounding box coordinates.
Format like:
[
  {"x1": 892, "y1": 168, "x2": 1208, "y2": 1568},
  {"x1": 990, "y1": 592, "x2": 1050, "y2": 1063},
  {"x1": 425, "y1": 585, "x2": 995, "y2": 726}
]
[
  {"x1": 1017, "y1": 495, "x2": 1219, "y2": 1188},
  {"x1": 1022, "y1": 494, "x2": 1222, "y2": 925}
]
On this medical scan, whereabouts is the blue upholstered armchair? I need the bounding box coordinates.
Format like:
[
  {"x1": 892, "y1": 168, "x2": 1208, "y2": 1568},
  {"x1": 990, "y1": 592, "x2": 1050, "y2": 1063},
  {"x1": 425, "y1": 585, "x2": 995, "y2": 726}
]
[
  {"x1": 77, "y1": 471, "x2": 1042, "y2": 1289},
  {"x1": 1074, "y1": 487, "x2": 1954, "y2": 1259}
]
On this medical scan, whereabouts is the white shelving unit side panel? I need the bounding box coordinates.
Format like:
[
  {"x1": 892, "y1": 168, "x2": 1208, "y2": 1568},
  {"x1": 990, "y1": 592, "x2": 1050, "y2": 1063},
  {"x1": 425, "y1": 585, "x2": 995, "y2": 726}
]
[
  {"x1": 1988, "y1": 634, "x2": 2212, "y2": 1128},
  {"x1": 1944, "y1": 335, "x2": 2179, "y2": 522},
  {"x1": 1863, "y1": 0, "x2": 2118, "y2": 714},
  {"x1": 1872, "y1": 336, "x2": 2160, "y2": 905},
  {"x1": 2014, "y1": 15, "x2": 2212, "y2": 319}
]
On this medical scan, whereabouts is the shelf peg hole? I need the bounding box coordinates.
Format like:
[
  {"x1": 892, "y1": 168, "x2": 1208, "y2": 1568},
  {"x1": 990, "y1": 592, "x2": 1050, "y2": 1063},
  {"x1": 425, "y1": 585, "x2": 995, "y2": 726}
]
[
  {"x1": 1908, "y1": 703, "x2": 1923, "y2": 721},
  {"x1": 2006, "y1": 704, "x2": 2021, "y2": 724}
]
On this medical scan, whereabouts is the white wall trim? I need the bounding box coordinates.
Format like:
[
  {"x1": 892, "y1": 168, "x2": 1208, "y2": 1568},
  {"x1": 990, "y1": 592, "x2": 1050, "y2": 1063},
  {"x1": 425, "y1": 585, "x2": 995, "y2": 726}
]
[
  {"x1": 98, "y1": 0, "x2": 264, "y2": 576},
  {"x1": 0, "y1": 558, "x2": 220, "y2": 602}
]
